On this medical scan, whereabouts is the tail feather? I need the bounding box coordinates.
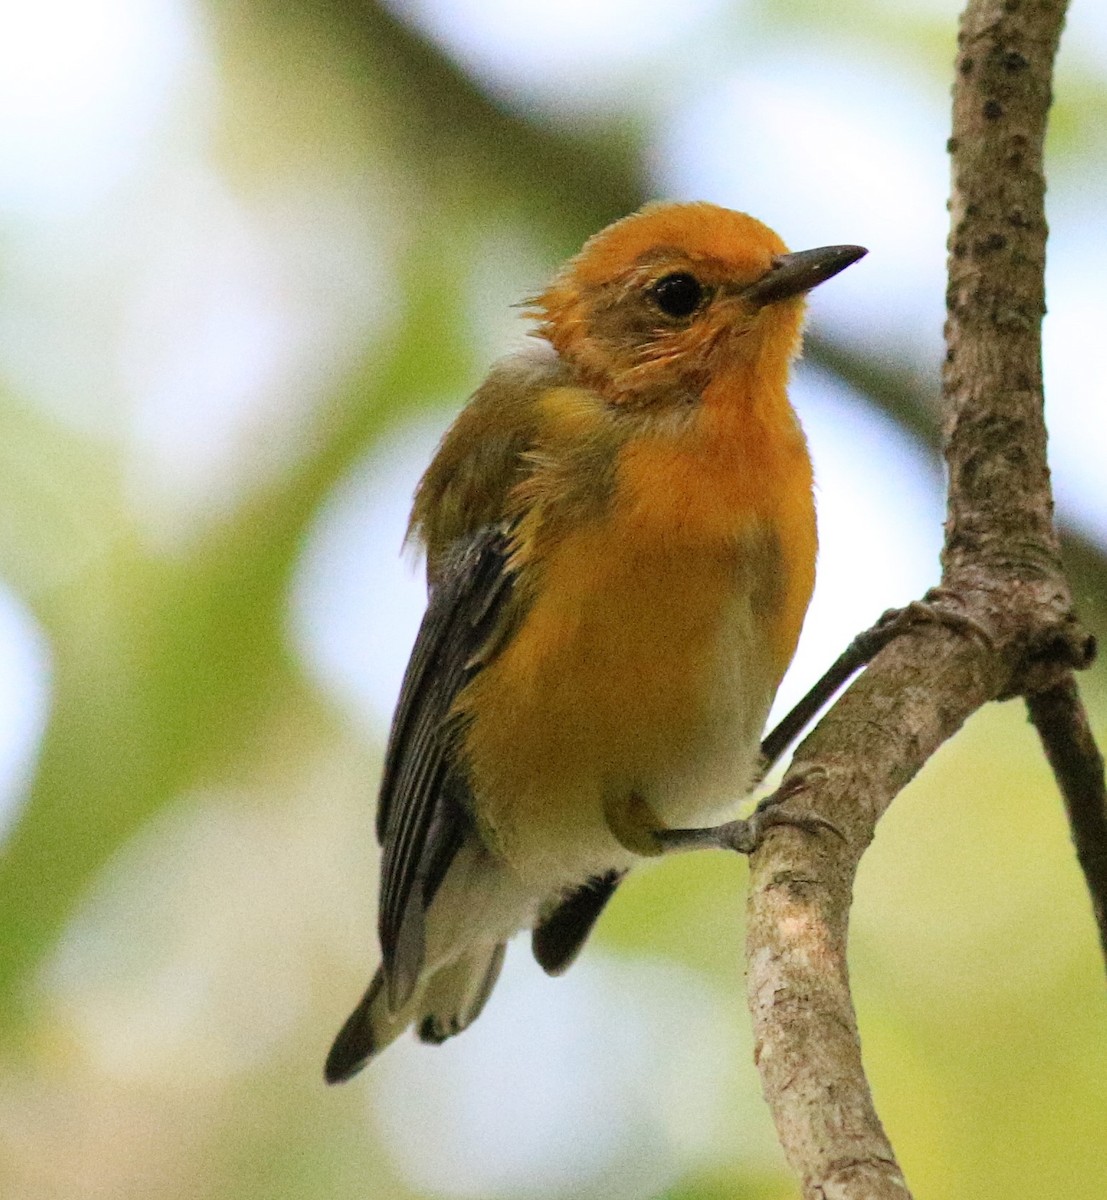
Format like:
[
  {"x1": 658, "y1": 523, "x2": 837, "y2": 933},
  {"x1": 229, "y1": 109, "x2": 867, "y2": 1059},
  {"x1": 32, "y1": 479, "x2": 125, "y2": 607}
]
[
  {"x1": 532, "y1": 871, "x2": 623, "y2": 976},
  {"x1": 325, "y1": 942, "x2": 507, "y2": 1083},
  {"x1": 324, "y1": 970, "x2": 393, "y2": 1084},
  {"x1": 417, "y1": 942, "x2": 506, "y2": 1044}
]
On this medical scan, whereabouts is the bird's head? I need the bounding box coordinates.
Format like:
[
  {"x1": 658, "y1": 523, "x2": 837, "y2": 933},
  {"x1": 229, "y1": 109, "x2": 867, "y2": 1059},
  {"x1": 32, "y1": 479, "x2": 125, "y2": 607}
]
[{"x1": 529, "y1": 202, "x2": 865, "y2": 408}]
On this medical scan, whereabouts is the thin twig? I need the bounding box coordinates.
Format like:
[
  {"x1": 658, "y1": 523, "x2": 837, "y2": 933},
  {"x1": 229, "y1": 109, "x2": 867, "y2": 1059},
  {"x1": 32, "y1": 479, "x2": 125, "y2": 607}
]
[{"x1": 1027, "y1": 675, "x2": 1107, "y2": 964}]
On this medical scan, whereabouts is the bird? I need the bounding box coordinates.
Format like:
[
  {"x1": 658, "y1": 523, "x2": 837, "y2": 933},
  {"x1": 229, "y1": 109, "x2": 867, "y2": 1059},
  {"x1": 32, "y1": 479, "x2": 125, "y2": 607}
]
[{"x1": 325, "y1": 201, "x2": 865, "y2": 1083}]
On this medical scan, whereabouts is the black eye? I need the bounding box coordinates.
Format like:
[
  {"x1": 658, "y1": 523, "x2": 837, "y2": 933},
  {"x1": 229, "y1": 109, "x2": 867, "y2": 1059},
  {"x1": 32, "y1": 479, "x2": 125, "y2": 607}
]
[{"x1": 651, "y1": 272, "x2": 705, "y2": 318}]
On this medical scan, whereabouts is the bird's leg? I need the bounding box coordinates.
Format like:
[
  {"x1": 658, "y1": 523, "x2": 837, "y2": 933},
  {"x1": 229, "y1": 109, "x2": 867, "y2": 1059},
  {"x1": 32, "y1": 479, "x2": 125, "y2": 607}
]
[
  {"x1": 654, "y1": 766, "x2": 844, "y2": 857},
  {"x1": 604, "y1": 791, "x2": 667, "y2": 858},
  {"x1": 619, "y1": 593, "x2": 991, "y2": 861},
  {"x1": 757, "y1": 587, "x2": 993, "y2": 775},
  {"x1": 658, "y1": 591, "x2": 992, "y2": 858}
]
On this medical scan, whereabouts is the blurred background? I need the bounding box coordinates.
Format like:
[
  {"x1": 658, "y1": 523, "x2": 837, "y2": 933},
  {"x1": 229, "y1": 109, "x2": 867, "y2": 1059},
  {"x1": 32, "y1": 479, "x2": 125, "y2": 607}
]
[{"x1": 1, "y1": 1, "x2": 1106, "y2": 1197}]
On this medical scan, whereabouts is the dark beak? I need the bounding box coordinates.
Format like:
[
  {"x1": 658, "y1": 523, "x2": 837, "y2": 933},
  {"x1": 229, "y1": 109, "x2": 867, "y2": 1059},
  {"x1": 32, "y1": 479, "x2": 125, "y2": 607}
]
[{"x1": 744, "y1": 244, "x2": 867, "y2": 307}]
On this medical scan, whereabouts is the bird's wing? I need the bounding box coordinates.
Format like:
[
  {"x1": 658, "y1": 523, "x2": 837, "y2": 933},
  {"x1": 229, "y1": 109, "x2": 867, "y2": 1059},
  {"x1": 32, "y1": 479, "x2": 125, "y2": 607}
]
[{"x1": 375, "y1": 523, "x2": 517, "y2": 1010}]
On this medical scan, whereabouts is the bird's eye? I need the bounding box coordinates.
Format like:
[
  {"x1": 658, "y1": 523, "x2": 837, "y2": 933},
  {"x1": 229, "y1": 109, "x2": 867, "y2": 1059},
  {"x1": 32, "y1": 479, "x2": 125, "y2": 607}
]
[{"x1": 650, "y1": 272, "x2": 706, "y2": 319}]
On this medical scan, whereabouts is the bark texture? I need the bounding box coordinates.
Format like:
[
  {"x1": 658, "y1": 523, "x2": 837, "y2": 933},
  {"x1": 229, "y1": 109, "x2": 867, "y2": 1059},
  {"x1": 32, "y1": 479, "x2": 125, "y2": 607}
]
[{"x1": 743, "y1": 2, "x2": 1102, "y2": 1196}]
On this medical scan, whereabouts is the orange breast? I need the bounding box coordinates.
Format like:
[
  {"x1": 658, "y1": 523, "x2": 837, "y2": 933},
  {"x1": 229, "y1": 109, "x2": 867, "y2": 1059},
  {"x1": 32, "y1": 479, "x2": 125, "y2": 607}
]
[
  {"x1": 457, "y1": 386, "x2": 816, "y2": 880},
  {"x1": 614, "y1": 385, "x2": 817, "y2": 679}
]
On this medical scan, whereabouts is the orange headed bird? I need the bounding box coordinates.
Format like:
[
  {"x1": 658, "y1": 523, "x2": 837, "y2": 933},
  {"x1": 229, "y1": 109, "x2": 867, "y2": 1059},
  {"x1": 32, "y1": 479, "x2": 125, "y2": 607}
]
[{"x1": 325, "y1": 201, "x2": 865, "y2": 1081}]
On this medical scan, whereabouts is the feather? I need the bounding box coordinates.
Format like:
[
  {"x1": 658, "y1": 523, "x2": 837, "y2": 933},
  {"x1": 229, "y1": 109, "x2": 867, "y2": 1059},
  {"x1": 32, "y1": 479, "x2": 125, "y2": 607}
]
[{"x1": 376, "y1": 525, "x2": 517, "y2": 1009}]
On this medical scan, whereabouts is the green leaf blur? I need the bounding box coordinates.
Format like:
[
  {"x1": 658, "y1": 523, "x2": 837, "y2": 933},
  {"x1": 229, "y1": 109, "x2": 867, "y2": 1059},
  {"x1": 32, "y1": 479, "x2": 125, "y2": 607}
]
[{"x1": 0, "y1": 2, "x2": 1104, "y2": 1198}]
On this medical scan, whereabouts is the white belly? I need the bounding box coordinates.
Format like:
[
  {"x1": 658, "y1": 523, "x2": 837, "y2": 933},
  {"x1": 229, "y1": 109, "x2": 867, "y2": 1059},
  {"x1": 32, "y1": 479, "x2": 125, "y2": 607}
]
[{"x1": 645, "y1": 593, "x2": 776, "y2": 831}]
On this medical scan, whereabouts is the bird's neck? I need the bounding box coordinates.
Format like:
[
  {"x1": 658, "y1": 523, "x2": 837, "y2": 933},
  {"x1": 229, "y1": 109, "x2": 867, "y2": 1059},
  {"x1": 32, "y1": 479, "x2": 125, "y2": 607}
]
[{"x1": 696, "y1": 355, "x2": 810, "y2": 504}]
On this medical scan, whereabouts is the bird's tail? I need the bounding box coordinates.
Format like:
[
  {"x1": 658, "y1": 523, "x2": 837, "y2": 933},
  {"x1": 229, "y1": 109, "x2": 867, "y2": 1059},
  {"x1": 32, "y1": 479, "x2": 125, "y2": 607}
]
[{"x1": 324, "y1": 941, "x2": 507, "y2": 1084}]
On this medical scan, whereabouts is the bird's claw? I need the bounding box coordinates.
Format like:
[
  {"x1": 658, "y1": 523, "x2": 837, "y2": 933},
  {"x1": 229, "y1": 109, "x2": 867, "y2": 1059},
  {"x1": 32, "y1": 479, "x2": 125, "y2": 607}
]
[
  {"x1": 654, "y1": 765, "x2": 844, "y2": 857},
  {"x1": 856, "y1": 587, "x2": 993, "y2": 660}
]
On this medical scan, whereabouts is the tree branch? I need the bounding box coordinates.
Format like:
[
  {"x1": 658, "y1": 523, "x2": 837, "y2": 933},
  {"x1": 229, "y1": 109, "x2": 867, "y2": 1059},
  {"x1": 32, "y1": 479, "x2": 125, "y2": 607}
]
[
  {"x1": 747, "y1": 628, "x2": 998, "y2": 1200},
  {"x1": 743, "y1": 2, "x2": 1089, "y2": 1196},
  {"x1": 945, "y1": 0, "x2": 1107, "y2": 960},
  {"x1": 1027, "y1": 676, "x2": 1107, "y2": 963}
]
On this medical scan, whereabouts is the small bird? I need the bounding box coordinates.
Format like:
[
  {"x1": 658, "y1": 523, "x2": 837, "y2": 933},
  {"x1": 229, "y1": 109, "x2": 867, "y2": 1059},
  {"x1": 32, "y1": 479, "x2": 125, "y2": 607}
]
[{"x1": 325, "y1": 201, "x2": 865, "y2": 1082}]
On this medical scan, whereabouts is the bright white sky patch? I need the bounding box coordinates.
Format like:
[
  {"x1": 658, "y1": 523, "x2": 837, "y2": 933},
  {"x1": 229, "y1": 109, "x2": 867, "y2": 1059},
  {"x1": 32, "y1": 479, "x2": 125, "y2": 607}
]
[
  {"x1": 772, "y1": 365, "x2": 944, "y2": 723},
  {"x1": 289, "y1": 415, "x2": 443, "y2": 734},
  {"x1": 379, "y1": 0, "x2": 732, "y2": 112},
  {"x1": 370, "y1": 952, "x2": 751, "y2": 1199},
  {"x1": 1041, "y1": 232, "x2": 1107, "y2": 548},
  {"x1": 119, "y1": 170, "x2": 395, "y2": 549},
  {"x1": 1063, "y1": 4, "x2": 1107, "y2": 66},
  {"x1": 0, "y1": 0, "x2": 197, "y2": 216},
  {"x1": 0, "y1": 585, "x2": 50, "y2": 844}
]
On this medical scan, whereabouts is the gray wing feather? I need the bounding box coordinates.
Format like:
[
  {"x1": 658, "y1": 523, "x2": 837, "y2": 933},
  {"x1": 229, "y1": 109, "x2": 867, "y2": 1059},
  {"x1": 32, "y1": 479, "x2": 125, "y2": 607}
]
[{"x1": 376, "y1": 525, "x2": 516, "y2": 1010}]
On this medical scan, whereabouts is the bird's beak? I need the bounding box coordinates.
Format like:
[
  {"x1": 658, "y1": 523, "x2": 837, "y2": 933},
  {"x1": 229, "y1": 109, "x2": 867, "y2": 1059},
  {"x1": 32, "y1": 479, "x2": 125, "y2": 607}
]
[{"x1": 744, "y1": 244, "x2": 867, "y2": 307}]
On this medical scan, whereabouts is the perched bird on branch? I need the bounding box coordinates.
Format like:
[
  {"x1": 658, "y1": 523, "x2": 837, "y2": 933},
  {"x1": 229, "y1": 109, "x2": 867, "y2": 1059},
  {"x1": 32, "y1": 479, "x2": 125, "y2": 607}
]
[{"x1": 326, "y1": 201, "x2": 865, "y2": 1082}]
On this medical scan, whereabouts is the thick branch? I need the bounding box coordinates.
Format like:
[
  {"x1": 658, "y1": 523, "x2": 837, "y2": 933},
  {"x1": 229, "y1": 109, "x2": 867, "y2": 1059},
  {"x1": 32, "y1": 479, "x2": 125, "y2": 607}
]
[
  {"x1": 748, "y1": 626, "x2": 1004, "y2": 1200},
  {"x1": 1027, "y1": 676, "x2": 1107, "y2": 963},
  {"x1": 744, "y1": 2, "x2": 1075, "y2": 1197}
]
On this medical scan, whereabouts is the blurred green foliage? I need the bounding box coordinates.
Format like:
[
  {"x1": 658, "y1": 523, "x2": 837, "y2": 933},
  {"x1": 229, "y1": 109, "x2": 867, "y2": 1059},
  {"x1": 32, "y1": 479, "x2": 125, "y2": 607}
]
[{"x1": 0, "y1": 2, "x2": 1105, "y2": 1199}]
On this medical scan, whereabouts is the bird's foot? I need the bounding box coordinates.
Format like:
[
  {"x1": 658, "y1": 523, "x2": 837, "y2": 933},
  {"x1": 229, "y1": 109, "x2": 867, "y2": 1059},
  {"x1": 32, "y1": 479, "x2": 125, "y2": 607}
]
[
  {"x1": 755, "y1": 588, "x2": 993, "y2": 783},
  {"x1": 654, "y1": 766, "x2": 844, "y2": 856},
  {"x1": 855, "y1": 587, "x2": 993, "y2": 660}
]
